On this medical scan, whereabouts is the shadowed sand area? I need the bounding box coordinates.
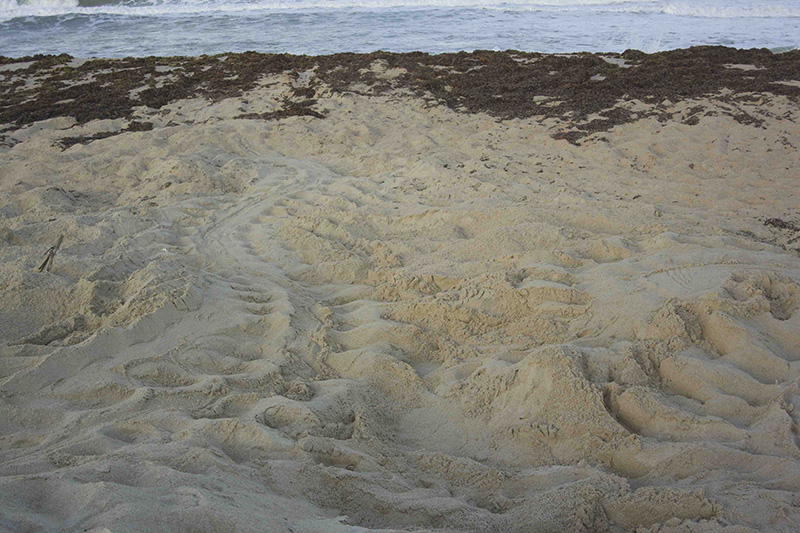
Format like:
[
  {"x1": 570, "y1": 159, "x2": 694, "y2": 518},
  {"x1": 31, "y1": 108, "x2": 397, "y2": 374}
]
[{"x1": 1, "y1": 47, "x2": 799, "y2": 532}]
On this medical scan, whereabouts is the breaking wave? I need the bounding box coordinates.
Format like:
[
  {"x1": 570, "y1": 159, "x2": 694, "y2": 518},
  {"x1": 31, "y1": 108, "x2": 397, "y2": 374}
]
[{"x1": 2, "y1": 0, "x2": 797, "y2": 22}]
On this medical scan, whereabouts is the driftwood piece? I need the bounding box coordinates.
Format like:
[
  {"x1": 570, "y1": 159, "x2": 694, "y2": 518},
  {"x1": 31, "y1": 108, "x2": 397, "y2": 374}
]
[{"x1": 37, "y1": 234, "x2": 64, "y2": 272}]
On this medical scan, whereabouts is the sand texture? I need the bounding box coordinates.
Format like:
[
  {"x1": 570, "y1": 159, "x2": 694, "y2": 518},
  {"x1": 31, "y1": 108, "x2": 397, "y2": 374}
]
[{"x1": 1, "y1": 48, "x2": 799, "y2": 532}]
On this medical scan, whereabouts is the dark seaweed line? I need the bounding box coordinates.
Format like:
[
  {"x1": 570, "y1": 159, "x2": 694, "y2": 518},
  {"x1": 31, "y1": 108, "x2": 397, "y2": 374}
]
[{"x1": 1, "y1": 47, "x2": 798, "y2": 143}]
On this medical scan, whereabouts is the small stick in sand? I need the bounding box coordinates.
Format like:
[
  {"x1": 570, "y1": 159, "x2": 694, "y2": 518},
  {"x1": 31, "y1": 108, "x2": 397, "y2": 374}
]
[{"x1": 37, "y1": 235, "x2": 64, "y2": 272}]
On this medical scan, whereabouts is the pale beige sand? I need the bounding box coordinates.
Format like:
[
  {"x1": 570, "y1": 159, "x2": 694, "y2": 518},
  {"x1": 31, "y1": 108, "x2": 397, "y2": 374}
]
[{"x1": 1, "y1": 64, "x2": 799, "y2": 532}]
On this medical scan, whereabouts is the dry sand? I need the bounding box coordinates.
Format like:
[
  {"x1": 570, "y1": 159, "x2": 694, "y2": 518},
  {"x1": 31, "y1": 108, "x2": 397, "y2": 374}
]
[{"x1": 0, "y1": 49, "x2": 799, "y2": 532}]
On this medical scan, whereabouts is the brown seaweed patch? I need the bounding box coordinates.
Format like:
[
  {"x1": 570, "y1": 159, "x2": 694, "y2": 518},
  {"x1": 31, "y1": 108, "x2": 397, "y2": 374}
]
[
  {"x1": 1, "y1": 46, "x2": 798, "y2": 140},
  {"x1": 55, "y1": 121, "x2": 154, "y2": 149},
  {"x1": 236, "y1": 99, "x2": 325, "y2": 121},
  {"x1": 764, "y1": 218, "x2": 800, "y2": 232}
]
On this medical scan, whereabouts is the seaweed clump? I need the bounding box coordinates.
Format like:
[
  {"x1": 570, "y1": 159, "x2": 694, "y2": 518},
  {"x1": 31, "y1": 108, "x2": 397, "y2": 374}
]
[{"x1": 55, "y1": 121, "x2": 154, "y2": 149}]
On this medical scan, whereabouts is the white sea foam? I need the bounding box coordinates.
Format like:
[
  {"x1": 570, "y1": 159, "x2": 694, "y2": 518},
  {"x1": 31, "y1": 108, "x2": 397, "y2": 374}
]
[
  {"x1": 0, "y1": 0, "x2": 79, "y2": 21},
  {"x1": 0, "y1": 0, "x2": 647, "y2": 18},
  {"x1": 2, "y1": 0, "x2": 798, "y2": 22},
  {"x1": 614, "y1": 1, "x2": 800, "y2": 17}
]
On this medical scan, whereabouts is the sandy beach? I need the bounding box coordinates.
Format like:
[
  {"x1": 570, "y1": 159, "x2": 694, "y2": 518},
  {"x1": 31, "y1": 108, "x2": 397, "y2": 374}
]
[{"x1": 1, "y1": 47, "x2": 799, "y2": 532}]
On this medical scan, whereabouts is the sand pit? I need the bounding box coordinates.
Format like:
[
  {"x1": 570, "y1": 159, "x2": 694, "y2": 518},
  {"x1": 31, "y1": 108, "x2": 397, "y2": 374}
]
[{"x1": 1, "y1": 49, "x2": 799, "y2": 532}]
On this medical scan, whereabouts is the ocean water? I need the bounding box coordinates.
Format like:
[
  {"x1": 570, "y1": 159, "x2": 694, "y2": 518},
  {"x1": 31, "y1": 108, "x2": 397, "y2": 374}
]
[{"x1": 0, "y1": 0, "x2": 798, "y2": 58}]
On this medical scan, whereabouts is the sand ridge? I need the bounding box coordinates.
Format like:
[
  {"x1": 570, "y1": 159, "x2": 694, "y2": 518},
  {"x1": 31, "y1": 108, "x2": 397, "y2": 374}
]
[{"x1": 0, "y1": 50, "x2": 799, "y2": 532}]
